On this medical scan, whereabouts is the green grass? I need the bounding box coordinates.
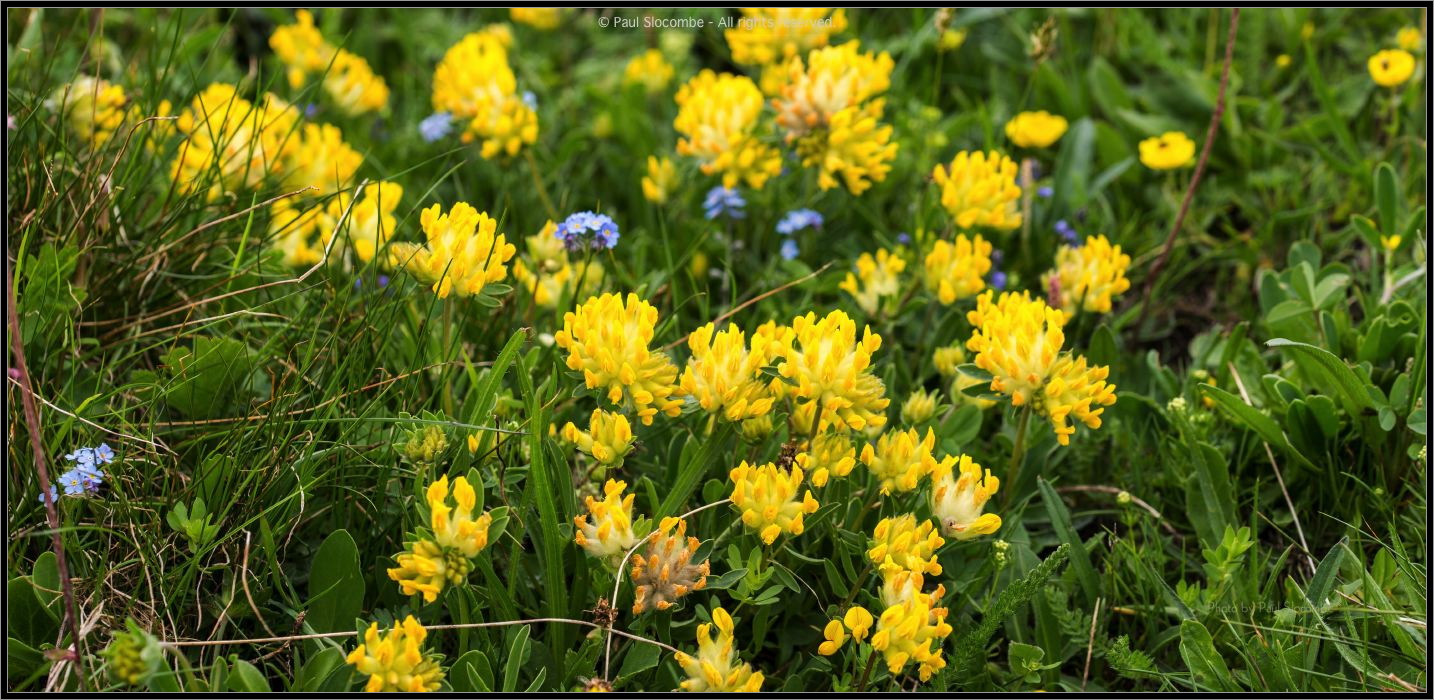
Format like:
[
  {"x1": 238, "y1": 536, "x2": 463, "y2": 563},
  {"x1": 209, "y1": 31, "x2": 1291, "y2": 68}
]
[{"x1": 6, "y1": 7, "x2": 1428, "y2": 693}]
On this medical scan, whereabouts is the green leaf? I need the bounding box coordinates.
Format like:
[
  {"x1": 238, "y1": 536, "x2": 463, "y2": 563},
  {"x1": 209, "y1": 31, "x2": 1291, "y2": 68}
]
[
  {"x1": 227, "y1": 659, "x2": 271, "y2": 692},
  {"x1": 1186, "y1": 444, "x2": 1236, "y2": 549},
  {"x1": 1179, "y1": 619, "x2": 1238, "y2": 691},
  {"x1": 307, "y1": 529, "x2": 364, "y2": 633},
  {"x1": 1305, "y1": 537, "x2": 1347, "y2": 610},
  {"x1": 293, "y1": 647, "x2": 345, "y2": 692},
  {"x1": 1199, "y1": 385, "x2": 1316, "y2": 470},
  {"x1": 502, "y1": 625, "x2": 533, "y2": 693},
  {"x1": 464, "y1": 330, "x2": 528, "y2": 455},
  {"x1": 617, "y1": 641, "x2": 661, "y2": 680},
  {"x1": 515, "y1": 360, "x2": 569, "y2": 673},
  {"x1": 1374, "y1": 162, "x2": 1399, "y2": 239},
  {"x1": 450, "y1": 650, "x2": 494, "y2": 692},
  {"x1": 1266, "y1": 338, "x2": 1376, "y2": 414}
]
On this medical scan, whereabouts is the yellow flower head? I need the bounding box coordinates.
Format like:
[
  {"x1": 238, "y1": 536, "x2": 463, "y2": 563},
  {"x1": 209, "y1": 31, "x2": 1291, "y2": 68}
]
[
  {"x1": 631, "y1": 517, "x2": 710, "y2": 614},
  {"x1": 923, "y1": 234, "x2": 994, "y2": 304},
  {"x1": 1042, "y1": 234, "x2": 1132, "y2": 317},
  {"x1": 674, "y1": 607, "x2": 765, "y2": 692},
  {"x1": 346, "y1": 616, "x2": 445, "y2": 692},
  {"x1": 526, "y1": 221, "x2": 567, "y2": 270},
  {"x1": 1369, "y1": 49, "x2": 1416, "y2": 87},
  {"x1": 932, "y1": 345, "x2": 966, "y2": 377},
  {"x1": 642, "y1": 156, "x2": 678, "y2": 204},
  {"x1": 901, "y1": 388, "x2": 940, "y2": 424},
  {"x1": 511, "y1": 7, "x2": 561, "y2": 30},
  {"x1": 681, "y1": 322, "x2": 784, "y2": 422},
  {"x1": 860, "y1": 427, "x2": 938, "y2": 494},
  {"x1": 1042, "y1": 354, "x2": 1118, "y2": 445},
  {"x1": 868, "y1": 514, "x2": 945, "y2": 576},
  {"x1": 389, "y1": 202, "x2": 516, "y2": 298},
  {"x1": 324, "y1": 181, "x2": 403, "y2": 264},
  {"x1": 777, "y1": 310, "x2": 890, "y2": 433},
  {"x1": 929, "y1": 454, "x2": 1002, "y2": 540},
  {"x1": 269, "y1": 12, "x2": 388, "y2": 115},
  {"x1": 740, "y1": 414, "x2": 775, "y2": 442},
  {"x1": 1397, "y1": 27, "x2": 1424, "y2": 52},
  {"x1": 1005, "y1": 110, "x2": 1068, "y2": 149},
  {"x1": 513, "y1": 226, "x2": 606, "y2": 309},
  {"x1": 939, "y1": 28, "x2": 968, "y2": 52},
  {"x1": 170, "y1": 84, "x2": 300, "y2": 198},
  {"x1": 561, "y1": 409, "x2": 635, "y2": 467},
  {"x1": 270, "y1": 198, "x2": 325, "y2": 268},
  {"x1": 324, "y1": 49, "x2": 391, "y2": 115},
  {"x1": 1138, "y1": 131, "x2": 1196, "y2": 170},
  {"x1": 870, "y1": 585, "x2": 953, "y2": 682},
  {"x1": 388, "y1": 475, "x2": 494, "y2": 602},
  {"x1": 433, "y1": 31, "x2": 538, "y2": 159},
  {"x1": 283, "y1": 123, "x2": 363, "y2": 195},
  {"x1": 1381, "y1": 234, "x2": 1403, "y2": 252},
  {"x1": 729, "y1": 461, "x2": 819, "y2": 545},
  {"x1": 674, "y1": 70, "x2": 783, "y2": 190},
  {"x1": 574, "y1": 479, "x2": 640, "y2": 560},
  {"x1": 625, "y1": 49, "x2": 676, "y2": 94},
  {"x1": 795, "y1": 432, "x2": 857, "y2": 487},
  {"x1": 772, "y1": 41, "x2": 893, "y2": 138},
  {"x1": 845, "y1": 606, "x2": 875, "y2": 641},
  {"x1": 794, "y1": 99, "x2": 898, "y2": 195},
  {"x1": 725, "y1": 8, "x2": 848, "y2": 70},
  {"x1": 555, "y1": 293, "x2": 684, "y2": 425},
  {"x1": 47, "y1": 76, "x2": 128, "y2": 148},
  {"x1": 269, "y1": 10, "x2": 330, "y2": 89},
  {"x1": 818, "y1": 619, "x2": 847, "y2": 656},
  {"x1": 839, "y1": 247, "x2": 906, "y2": 316},
  {"x1": 1276, "y1": 54, "x2": 1293, "y2": 69},
  {"x1": 965, "y1": 290, "x2": 1066, "y2": 407},
  {"x1": 932, "y1": 151, "x2": 1023, "y2": 230}
]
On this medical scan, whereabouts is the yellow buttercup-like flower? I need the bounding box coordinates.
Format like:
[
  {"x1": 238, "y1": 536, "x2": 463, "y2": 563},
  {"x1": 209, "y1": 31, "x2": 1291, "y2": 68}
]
[
  {"x1": 574, "y1": 479, "x2": 640, "y2": 561},
  {"x1": 642, "y1": 156, "x2": 678, "y2": 204},
  {"x1": 1138, "y1": 131, "x2": 1196, "y2": 170},
  {"x1": 433, "y1": 31, "x2": 538, "y2": 159},
  {"x1": 681, "y1": 322, "x2": 784, "y2": 422},
  {"x1": 387, "y1": 475, "x2": 494, "y2": 602},
  {"x1": 555, "y1": 293, "x2": 684, "y2": 425},
  {"x1": 1005, "y1": 110, "x2": 1068, "y2": 149},
  {"x1": 1397, "y1": 27, "x2": 1423, "y2": 52},
  {"x1": 725, "y1": 8, "x2": 848, "y2": 72},
  {"x1": 1042, "y1": 355, "x2": 1118, "y2": 446},
  {"x1": 1276, "y1": 54, "x2": 1293, "y2": 69},
  {"x1": 840, "y1": 247, "x2": 906, "y2": 316},
  {"x1": 795, "y1": 432, "x2": 857, "y2": 487},
  {"x1": 283, "y1": 123, "x2": 363, "y2": 195},
  {"x1": 511, "y1": 7, "x2": 561, "y2": 30},
  {"x1": 47, "y1": 76, "x2": 128, "y2": 148},
  {"x1": 860, "y1": 427, "x2": 938, "y2": 494},
  {"x1": 932, "y1": 151, "x2": 1023, "y2": 230},
  {"x1": 777, "y1": 310, "x2": 890, "y2": 433},
  {"x1": 923, "y1": 234, "x2": 994, "y2": 304},
  {"x1": 1368, "y1": 49, "x2": 1416, "y2": 87},
  {"x1": 929, "y1": 454, "x2": 1002, "y2": 540},
  {"x1": 388, "y1": 202, "x2": 516, "y2": 298},
  {"x1": 1042, "y1": 234, "x2": 1132, "y2": 317},
  {"x1": 561, "y1": 409, "x2": 635, "y2": 467},
  {"x1": 674, "y1": 70, "x2": 783, "y2": 190},
  {"x1": 323, "y1": 181, "x2": 404, "y2": 264},
  {"x1": 1381, "y1": 234, "x2": 1403, "y2": 252},
  {"x1": 346, "y1": 616, "x2": 445, "y2": 692},
  {"x1": 868, "y1": 514, "x2": 945, "y2": 576},
  {"x1": 939, "y1": 28, "x2": 967, "y2": 52},
  {"x1": 729, "y1": 461, "x2": 819, "y2": 545},
  {"x1": 674, "y1": 607, "x2": 765, "y2": 692},
  {"x1": 631, "y1": 517, "x2": 709, "y2": 614},
  {"x1": 625, "y1": 49, "x2": 676, "y2": 94}
]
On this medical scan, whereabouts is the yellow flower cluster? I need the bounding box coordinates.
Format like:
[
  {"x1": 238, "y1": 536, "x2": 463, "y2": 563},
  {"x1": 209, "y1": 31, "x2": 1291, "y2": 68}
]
[
  {"x1": 1043, "y1": 234, "x2": 1132, "y2": 317},
  {"x1": 511, "y1": 7, "x2": 561, "y2": 30},
  {"x1": 1137, "y1": 131, "x2": 1195, "y2": 170},
  {"x1": 388, "y1": 202, "x2": 516, "y2": 298},
  {"x1": 624, "y1": 49, "x2": 676, "y2": 94},
  {"x1": 776, "y1": 42, "x2": 898, "y2": 195},
  {"x1": 388, "y1": 475, "x2": 494, "y2": 603},
  {"x1": 282, "y1": 123, "x2": 363, "y2": 195},
  {"x1": 170, "y1": 84, "x2": 301, "y2": 199},
  {"x1": 868, "y1": 514, "x2": 945, "y2": 576},
  {"x1": 1397, "y1": 26, "x2": 1424, "y2": 52},
  {"x1": 859, "y1": 427, "x2": 938, "y2": 494},
  {"x1": 817, "y1": 606, "x2": 874, "y2": 656},
  {"x1": 929, "y1": 454, "x2": 1002, "y2": 540},
  {"x1": 729, "y1": 461, "x2": 819, "y2": 545},
  {"x1": 433, "y1": 31, "x2": 539, "y2": 158},
  {"x1": 794, "y1": 432, "x2": 857, "y2": 487},
  {"x1": 932, "y1": 151, "x2": 1023, "y2": 230},
  {"x1": 777, "y1": 310, "x2": 890, "y2": 434},
  {"x1": 346, "y1": 616, "x2": 445, "y2": 692},
  {"x1": 642, "y1": 156, "x2": 677, "y2": 203},
  {"x1": 270, "y1": 181, "x2": 403, "y2": 269},
  {"x1": 574, "y1": 479, "x2": 639, "y2": 561},
  {"x1": 674, "y1": 70, "x2": 783, "y2": 190},
  {"x1": 901, "y1": 388, "x2": 940, "y2": 424},
  {"x1": 512, "y1": 222, "x2": 606, "y2": 308},
  {"x1": 1368, "y1": 49, "x2": 1416, "y2": 87},
  {"x1": 923, "y1": 234, "x2": 994, "y2": 305},
  {"x1": 631, "y1": 517, "x2": 709, "y2": 614},
  {"x1": 726, "y1": 7, "x2": 848, "y2": 92},
  {"x1": 46, "y1": 76, "x2": 129, "y2": 148},
  {"x1": 680, "y1": 322, "x2": 785, "y2": 422},
  {"x1": 869, "y1": 568, "x2": 953, "y2": 681},
  {"x1": 555, "y1": 293, "x2": 684, "y2": 425},
  {"x1": 839, "y1": 247, "x2": 906, "y2": 316},
  {"x1": 966, "y1": 290, "x2": 1118, "y2": 445},
  {"x1": 1004, "y1": 110, "x2": 1068, "y2": 149},
  {"x1": 674, "y1": 607, "x2": 764, "y2": 692},
  {"x1": 561, "y1": 409, "x2": 635, "y2": 467},
  {"x1": 269, "y1": 11, "x2": 389, "y2": 115}
]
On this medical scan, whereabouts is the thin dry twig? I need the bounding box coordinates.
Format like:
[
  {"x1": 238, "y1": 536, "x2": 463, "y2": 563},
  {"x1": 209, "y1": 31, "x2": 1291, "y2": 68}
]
[
  {"x1": 5, "y1": 375, "x2": 174, "y2": 455},
  {"x1": 1055, "y1": 485, "x2": 1183, "y2": 541},
  {"x1": 1082, "y1": 596, "x2": 1103, "y2": 691}
]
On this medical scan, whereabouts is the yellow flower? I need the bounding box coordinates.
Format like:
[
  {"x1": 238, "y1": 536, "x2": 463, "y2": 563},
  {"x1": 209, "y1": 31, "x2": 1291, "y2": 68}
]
[
  {"x1": 740, "y1": 414, "x2": 775, "y2": 442},
  {"x1": 511, "y1": 7, "x2": 561, "y2": 30},
  {"x1": 270, "y1": 198, "x2": 325, "y2": 267},
  {"x1": 869, "y1": 583, "x2": 952, "y2": 682},
  {"x1": 170, "y1": 84, "x2": 300, "y2": 199},
  {"x1": 1042, "y1": 354, "x2": 1118, "y2": 446},
  {"x1": 674, "y1": 607, "x2": 764, "y2": 692},
  {"x1": 868, "y1": 514, "x2": 945, "y2": 576},
  {"x1": 932, "y1": 345, "x2": 965, "y2": 377},
  {"x1": 674, "y1": 70, "x2": 783, "y2": 190},
  {"x1": 1369, "y1": 49, "x2": 1416, "y2": 87},
  {"x1": 322, "y1": 182, "x2": 403, "y2": 264},
  {"x1": 561, "y1": 409, "x2": 635, "y2": 467},
  {"x1": 1042, "y1": 234, "x2": 1132, "y2": 317},
  {"x1": 859, "y1": 427, "x2": 938, "y2": 494},
  {"x1": 346, "y1": 616, "x2": 445, "y2": 692},
  {"x1": 795, "y1": 432, "x2": 857, "y2": 487},
  {"x1": 932, "y1": 151, "x2": 1023, "y2": 230},
  {"x1": 1397, "y1": 27, "x2": 1424, "y2": 52},
  {"x1": 631, "y1": 517, "x2": 709, "y2": 614},
  {"x1": 939, "y1": 28, "x2": 967, "y2": 52},
  {"x1": 625, "y1": 49, "x2": 676, "y2": 94},
  {"x1": 929, "y1": 454, "x2": 1002, "y2": 540},
  {"x1": 840, "y1": 247, "x2": 906, "y2": 316},
  {"x1": 269, "y1": 12, "x2": 388, "y2": 115},
  {"x1": 555, "y1": 293, "x2": 684, "y2": 425},
  {"x1": 1005, "y1": 110, "x2": 1068, "y2": 149},
  {"x1": 47, "y1": 76, "x2": 128, "y2": 148},
  {"x1": 1275, "y1": 54, "x2": 1293, "y2": 69},
  {"x1": 777, "y1": 310, "x2": 890, "y2": 433},
  {"x1": 725, "y1": 8, "x2": 848, "y2": 71},
  {"x1": 1137, "y1": 131, "x2": 1196, "y2": 170},
  {"x1": 1300, "y1": 22, "x2": 1315, "y2": 41},
  {"x1": 269, "y1": 10, "x2": 330, "y2": 89},
  {"x1": 772, "y1": 41, "x2": 893, "y2": 139},
  {"x1": 923, "y1": 234, "x2": 994, "y2": 304},
  {"x1": 795, "y1": 99, "x2": 898, "y2": 195},
  {"x1": 844, "y1": 606, "x2": 874, "y2": 641},
  {"x1": 901, "y1": 388, "x2": 940, "y2": 424},
  {"x1": 965, "y1": 290, "x2": 1067, "y2": 407},
  {"x1": 642, "y1": 155, "x2": 678, "y2": 203},
  {"x1": 388, "y1": 475, "x2": 494, "y2": 602},
  {"x1": 574, "y1": 479, "x2": 640, "y2": 560},
  {"x1": 283, "y1": 123, "x2": 363, "y2": 195},
  {"x1": 514, "y1": 258, "x2": 605, "y2": 309},
  {"x1": 681, "y1": 322, "x2": 783, "y2": 422},
  {"x1": 433, "y1": 31, "x2": 538, "y2": 159},
  {"x1": 526, "y1": 221, "x2": 567, "y2": 270},
  {"x1": 818, "y1": 619, "x2": 846, "y2": 655},
  {"x1": 324, "y1": 49, "x2": 390, "y2": 115},
  {"x1": 729, "y1": 461, "x2": 819, "y2": 545},
  {"x1": 1382, "y1": 234, "x2": 1403, "y2": 252},
  {"x1": 389, "y1": 202, "x2": 516, "y2": 298}
]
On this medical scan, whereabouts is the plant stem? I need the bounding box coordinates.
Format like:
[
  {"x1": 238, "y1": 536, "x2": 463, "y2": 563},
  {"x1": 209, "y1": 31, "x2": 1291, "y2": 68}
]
[
  {"x1": 856, "y1": 649, "x2": 879, "y2": 692},
  {"x1": 1005, "y1": 405, "x2": 1034, "y2": 506}
]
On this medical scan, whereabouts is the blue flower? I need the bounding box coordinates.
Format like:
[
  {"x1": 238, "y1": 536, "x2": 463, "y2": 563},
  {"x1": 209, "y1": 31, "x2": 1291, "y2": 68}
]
[
  {"x1": 65, "y1": 448, "x2": 96, "y2": 467},
  {"x1": 1054, "y1": 219, "x2": 1079, "y2": 245},
  {"x1": 1037, "y1": 186, "x2": 1053, "y2": 198},
  {"x1": 554, "y1": 211, "x2": 620, "y2": 251},
  {"x1": 989, "y1": 270, "x2": 1008, "y2": 291},
  {"x1": 38, "y1": 484, "x2": 57, "y2": 504},
  {"x1": 303, "y1": 103, "x2": 321, "y2": 119},
  {"x1": 896, "y1": 232, "x2": 911, "y2": 245},
  {"x1": 522, "y1": 91, "x2": 538, "y2": 111},
  {"x1": 776, "y1": 209, "x2": 823, "y2": 235},
  {"x1": 93, "y1": 443, "x2": 115, "y2": 464},
  {"x1": 703, "y1": 187, "x2": 746, "y2": 220},
  {"x1": 419, "y1": 112, "x2": 454, "y2": 143},
  {"x1": 780, "y1": 239, "x2": 800, "y2": 261}
]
